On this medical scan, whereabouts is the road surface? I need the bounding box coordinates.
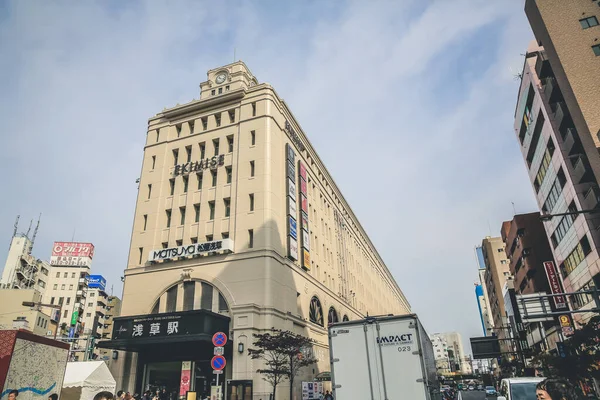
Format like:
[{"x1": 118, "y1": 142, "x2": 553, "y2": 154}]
[{"x1": 458, "y1": 390, "x2": 494, "y2": 400}]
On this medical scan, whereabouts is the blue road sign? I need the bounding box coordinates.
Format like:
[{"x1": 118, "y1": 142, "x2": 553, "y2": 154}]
[
  {"x1": 212, "y1": 332, "x2": 227, "y2": 347},
  {"x1": 211, "y1": 355, "x2": 226, "y2": 371}
]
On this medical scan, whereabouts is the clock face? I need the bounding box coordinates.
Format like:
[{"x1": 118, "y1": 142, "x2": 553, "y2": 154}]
[{"x1": 216, "y1": 73, "x2": 227, "y2": 84}]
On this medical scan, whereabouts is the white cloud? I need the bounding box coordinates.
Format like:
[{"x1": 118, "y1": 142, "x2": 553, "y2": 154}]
[{"x1": 0, "y1": 0, "x2": 537, "y2": 351}]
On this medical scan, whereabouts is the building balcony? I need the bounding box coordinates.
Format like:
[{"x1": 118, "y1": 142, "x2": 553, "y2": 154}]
[
  {"x1": 535, "y1": 52, "x2": 551, "y2": 80},
  {"x1": 78, "y1": 278, "x2": 87, "y2": 284},
  {"x1": 582, "y1": 185, "x2": 600, "y2": 211},
  {"x1": 552, "y1": 101, "x2": 568, "y2": 130},
  {"x1": 543, "y1": 77, "x2": 559, "y2": 103},
  {"x1": 571, "y1": 155, "x2": 587, "y2": 185},
  {"x1": 561, "y1": 127, "x2": 576, "y2": 155}
]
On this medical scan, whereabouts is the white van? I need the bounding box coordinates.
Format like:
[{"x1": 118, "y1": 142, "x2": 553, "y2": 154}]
[{"x1": 497, "y1": 377, "x2": 545, "y2": 400}]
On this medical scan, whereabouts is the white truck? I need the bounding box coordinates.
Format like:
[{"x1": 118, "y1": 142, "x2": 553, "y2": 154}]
[{"x1": 328, "y1": 314, "x2": 441, "y2": 400}]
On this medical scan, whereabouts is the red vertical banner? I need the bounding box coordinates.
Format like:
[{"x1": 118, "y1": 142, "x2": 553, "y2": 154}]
[
  {"x1": 180, "y1": 361, "x2": 192, "y2": 395},
  {"x1": 543, "y1": 261, "x2": 567, "y2": 309}
]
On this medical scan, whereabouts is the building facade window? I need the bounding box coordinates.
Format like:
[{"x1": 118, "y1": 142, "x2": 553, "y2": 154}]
[
  {"x1": 250, "y1": 161, "x2": 255, "y2": 177},
  {"x1": 209, "y1": 201, "x2": 215, "y2": 220},
  {"x1": 224, "y1": 198, "x2": 231, "y2": 217},
  {"x1": 251, "y1": 130, "x2": 256, "y2": 146},
  {"x1": 249, "y1": 194, "x2": 255, "y2": 211},
  {"x1": 542, "y1": 170, "x2": 567, "y2": 212},
  {"x1": 227, "y1": 136, "x2": 234, "y2": 152},
  {"x1": 534, "y1": 143, "x2": 554, "y2": 191},
  {"x1": 252, "y1": 102, "x2": 256, "y2": 116},
  {"x1": 173, "y1": 149, "x2": 179, "y2": 166},
  {"x1": 169, "y1": 179, "x2": 175, "y2": 196},
  {"x1": 143, "y1": 214, "x2": 148, "y2": 231},
  {"x1": 328, "y1": 307, "x2": 339, "y2": 326},
  {"x1": 151, "y1": 155, "x2": 156, "y2": 170},
  {"x1": 226, "y1": 167, "x2": 232, "y2": 184},
  {"x1": 213, "y1": 139, "x2": 219, "y2": 156},
  {"x1": 248, "y1": 229, "x2": 254, "y2": 248},
  {"x1": 551, "y1": 202, "x2": 577, "y2": 247},
  {"x1": 148, "y1": 184, "x2": 152, "y2": 199},
  {"x1": 185, "y1": 146, "x2": 192, "y2": 163},
  {"x1": 180, "y1": 207, "x2": 186, "y2": 225},
  {"x1": 199, "y1": 143, "x2": 206, "y2": 159},
  {"x1": 580, "y1": 16, "x2": 599, "y2": 29},
  {"x1": 593, "y1": 44, "x2": 600, "y2": 57},
  {"x1": 194, "y1": 204, "x2": 200, "y2": 223},
  {"x1": 228, "y1": 110, "x2": 235, "y2": 124},
  {"x1": 309, "y1": 296, "x2": 324, "y2": 326},
  {"x1": 211, "y1": 170, "x2": 217, "y2": 187},
  {"x1": 215, "y1": 114, "x2": 221, "y2": 127},
  {"x1": 166, "y1": 209, "x2": 172, "y2": 228},
  {"x1": 562, "y1": 236, "x2": 591, "y2": 277},
  {"x1": 197, "y1": 173, "x2": 203, "y2": 190}
]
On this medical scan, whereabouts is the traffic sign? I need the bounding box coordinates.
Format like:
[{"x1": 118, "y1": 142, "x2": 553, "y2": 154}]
[
  {"x1": 212, "y1": 332, "x2": 228, "y2": 347},
  {"x1": 214, "y1": 347, "x2": 225, "y2": 356},
  {"x1": 213, "y1": 370, "x2": 223, "y2": 375},
  {"x1": 211, "y1": 355, "x2": 226, "y2": 371}
]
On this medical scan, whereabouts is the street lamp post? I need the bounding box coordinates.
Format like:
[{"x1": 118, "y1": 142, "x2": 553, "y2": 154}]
[{"x1": 22, "y1": 301, "x2": 62, "y2": 340}]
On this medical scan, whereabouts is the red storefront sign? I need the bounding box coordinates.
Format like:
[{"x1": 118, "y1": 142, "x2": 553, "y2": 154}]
[{"x1": 543, "y1": 261, "x2": 567, "y2": 310}]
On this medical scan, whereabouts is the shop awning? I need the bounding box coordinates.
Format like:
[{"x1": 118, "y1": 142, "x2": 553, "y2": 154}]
[{"x1": 97, "y1": 309, "x2": 230, "y2": 352}]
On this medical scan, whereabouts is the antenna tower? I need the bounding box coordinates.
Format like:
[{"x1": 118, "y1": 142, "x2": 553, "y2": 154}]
[{"x1": 28, "y1": 214, "x2": 41, "y2": 255}]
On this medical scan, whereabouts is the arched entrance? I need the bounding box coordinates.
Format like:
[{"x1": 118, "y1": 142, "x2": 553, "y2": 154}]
[{"x1": 99, "y1": 280, "x2": 232, "y2": 399}]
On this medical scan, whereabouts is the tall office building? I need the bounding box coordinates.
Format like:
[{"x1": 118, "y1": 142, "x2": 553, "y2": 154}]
[
  {"x1": 100, "y1": 61, "x2": 410, "y2": 399},
  {"x1": 431, "y1": 332, "x2": 471, "y2": 375},
  {"x1": 475, "y1": 246, "x2": 495, "y2": 335},
  {"x1": 514, "y1": 1, "x2": 600, "y2": 323},
  {"x1": 430, "y1": 335, "x2": 451, "y2": 375},
  {"x1": 99, "y1": 295, "x2": 122, "y2": 361}
]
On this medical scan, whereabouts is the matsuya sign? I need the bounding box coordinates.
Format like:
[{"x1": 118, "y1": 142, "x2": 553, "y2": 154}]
[
  {"x1": 149, "y1": 239, "x2": 234, "y2": 262},
  {"x1": 174, "y1": 154, "x2": 225, "y2": 176}
]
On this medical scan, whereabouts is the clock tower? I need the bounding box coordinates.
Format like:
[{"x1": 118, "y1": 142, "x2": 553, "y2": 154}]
[{"x1": 199, "y1": 61, "x2": 258, "y2": 99}]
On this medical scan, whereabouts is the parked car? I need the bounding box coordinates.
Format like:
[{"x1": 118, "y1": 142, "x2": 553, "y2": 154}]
[
  {"x1": 497, "y1": 377, "x2": 545, "y2": 400},
  {"x1": 477, "y1": 385, "x2": 484, "y2": 391},
  {"x1": 486, "y1": 386, "x2": 497, "y2": 396}
]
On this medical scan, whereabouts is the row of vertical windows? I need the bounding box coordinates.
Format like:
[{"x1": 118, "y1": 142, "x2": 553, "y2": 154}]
[
  {"x1": 542, "y1": 168, "x2": 566, "y2": 212},
  {"x1": 550, "y1": 201, "x2": 577, "y2": 248},
  {"x1": 572, "y1": 279, "x2": 596, "y2": 310},
  {"x1": 561, "y1": 236, "x2": 591, "y2": 278},
  {"x1": 534, "y1": 140, "x2": 555, "y2": 192},
  {"x1": 163, "y1": 194, "x2": 254, "y2": 227}
]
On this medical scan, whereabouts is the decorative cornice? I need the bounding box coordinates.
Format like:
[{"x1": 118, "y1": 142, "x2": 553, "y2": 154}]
[{"x1": 158, "y1": 89, "x2": 246, "y2": 120}]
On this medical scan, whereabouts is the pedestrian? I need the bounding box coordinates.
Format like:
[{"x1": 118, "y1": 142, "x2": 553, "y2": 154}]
[
  {"x1": 152, "y1": 390, "x2": 160, "y2": 400},
  {"x1": 324, "y1": 390, "x2": 333, "y2": 400},
  {"x1": 48, "y1": 394, "x2": 58, "y2": 400},
  {"x1": 8, "y1": 390, "x2": 18, "y2": 400},
  {"x1": 536, "y1": 379, "x2": 580, "y2": 400},
  {"x1": 93, "y1": 391, "x2": 115, "y2": 400},
  {"x1": 159, "y1": 389, "x2": 168, "y2": 400},
  {"x1": 117, "y1": 391, "x2": 124, "y2": 400}
]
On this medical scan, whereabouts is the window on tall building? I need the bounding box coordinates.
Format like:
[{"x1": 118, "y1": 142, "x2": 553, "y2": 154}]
[
  {"x1": 201, "y1": 117, "x2": 208, "y2": 130},
  {"x1": 218, "y1": 87, "x2": 222, "y2": 94},
  {"x1": 250, "y1": 130, "x2": 256, "y2": 145},
  {"x1": 166, "y1": 285, "x2": 177, "y2": 313},
  {"x1": 64, "y1": 272, "x2": 68, "y2": 278},
  {"x1": 58, "y1": 297, "x2": 64, "y2": 305},
  {"x1": 215, "y1": 113, "x2": 221, "y2": 127},
  {"x1": 228, "y1": 110, "x2": 235, "y2": 124},
  {"x1": 199, "y1": 142, "x2": 206, "y2": 159},
  {"x1": 169, "y1": 179, "x2": 175, "y2": 196},
  {"x1": 562, "y1": 236, "x2": 592, "y2": 277},
  {"x1": 166, "y1": 209, "x2": 172, "y2": 228},
  {"x1": 63, "y1": 310, "x2": 68, "y2": 318},
  {"x1": 189, "y1": 120, "x2": 195, "y2": 134},
  {"x1": 213, "y1": 139, "x2": 219, "y2": 156},
  {"x1": 252, "y1": 102, "x2": 256, "y2": 116},
  {"x1": 226, "y1": 167, "x2": 232, "y2": 184},
  {"x1": 183, "y1": 176, "x2": 189, "y2": 193},
  {"x1": 191, "y1": 237, "x2": 198, "y2": 244},
  {"x1": 151, "y1": 155, "x2": 156, "y2": 170},
  {"x1": 156, "y1": 129, "x2": 160, "y2": 142},
  {"x1": 162, "y1": 242, "x2": 168, "y2": 249},
  {"x1": 249, "y1": 194, "x2": 255, "y2": 211},
  {"x1": 176, "y1": 124, "x2": 182, "y2": 137},
  {"x1": 185, "y1": 145, "x2": 192, "y2": 163},
  {"x1": 143, "y1": 214, "x2": 148, "y2": 231},
  {"x1": 248, "y1": 229, "x2": 254, "y2": 248},
  {"x1": 173, "y1": 149, "x2": 179, "y2": 166},
  {"x1": 227, "y1": 135, "x2": 234, "y2": 152},
  {"x1": 580, "y1": 16, "x2": 599, "y2": 29},
  {"x1": 593, "y1": 44, "x2": 600, "y2": 57},
  {"x1": 222, "y1": 232, "x2": 229, "y2": 239},
  {"x1": 56, "y1": 272, "x2": 60, "y2": 278},
  {"x1": 53, "y1": 284, "x2": 58, "y2": 290},
  {"x1": 250, "y1": 161, "x2": 255, "y2": 177},
  {"x1": 176, "y1": 239, "x2": 182, "y2": 246},
  {"x1": 201, "y1": 282, "x2": 213, "y2": 310},
  {"x1": 61, "y1": 284, "x2": 65, "y2": 290},
  {"x1": 180, "y1": 207, "x2": 186, "y2": 225},
  {"x1": 139, "y1": 247, "x2": 143, "y2": 264},
  {"x1": 148, "y1": 184, "x2": 152, "y2": 199},
  {"x1": 66, "y1": 297, "x2": 71, "y2": 305},
  {"x1": 206, "y1": 235, "x2": 213, "y2": 242},
  {"x1": 209, "y1": 201, "x2": 215, "y2": 220},
  {"x1": 197, "y1": 172, "x2": 203, "y2": 190},
  {"x1": 211, "y1": 89, "x2": 215, "y2": 96},
  {"x1": 225, "y1": 85, "x2": 230, "y2": 91},
  {"x1": 183, "y1": 281, "x2": 195, "y2": 311},
  {"x1": 534, "y1": 140, "x2": 555, "y2": 191},
  {"x1": 50, "y1": 297, "x2": 55, "y2": 304},
  {"x1": 211, "y1": 170, "x2": 217, "y2": 187},
  {"x1": 194, "y1": 204, "x2": 200, "y2": 223},
  {"x1": 69, "y1": 284, "x2": 73, "y2": 290},
  {"x1": 224, "y1": 198, "x2": 231, "y2": 217}
]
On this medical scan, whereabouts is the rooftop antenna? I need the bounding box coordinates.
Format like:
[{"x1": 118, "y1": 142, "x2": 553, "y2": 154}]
[
  {"x1": 28, "y1": 213, "x2": 41, "y2": 255},
  {"x1": 25, "y1": 219, "x2": 33, "y2": 239},
  {"x1": 13, "y1": 215, "x2": 19, "y2": 238},
  {"x1": 511, "y1": 202, "x2": 517, "y2": 216}
]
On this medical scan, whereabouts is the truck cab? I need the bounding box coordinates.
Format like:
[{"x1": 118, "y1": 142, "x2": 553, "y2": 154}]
[{"x1": 497, "y1": 377, "x2": 544, "y2": 400}]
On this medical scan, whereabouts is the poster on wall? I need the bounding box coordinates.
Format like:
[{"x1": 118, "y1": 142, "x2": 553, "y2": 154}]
[
  {"x1": 288, "y1": 179, "x2": 296, "y2": 201},
  {"x1": 287, "y1": 161, "x2": 295, "y2": 182},
  {"x1": 288, "y1": 197, "x2": 297, "y2": 218},
  {"x1": 301, "y1": 212, "x2": 309, "y2": 232},
  {"x1": 288, "y1": 236, "x2": 299, "y2": 261},
  {"x1": 300, "y1": 178, "x2": 307, "y2": 195},
  {"x1": 302, "y1": 230, "x2": 310, "y2": 251},
  {"x1": 289, "y1": 216, "x2": 298, "y2": 240},
  {"x1": 286, "y1": 143, "x2": 295, "y2": 164},
  {"x1": 302, "y1": 249, "x2": 311, "y2": 270},
  {"x1": 543, "y1": 261, "x2": 567, "y2": 309},
  {"x1": 180, "y1": 361, "x2": 192, "y2": 395},
  {"x1": 301, "y1": 194, "x2": 308, "y2": 213},
  {"x1": 299, "y1": 161, "x2": 307, "y2": 181}
]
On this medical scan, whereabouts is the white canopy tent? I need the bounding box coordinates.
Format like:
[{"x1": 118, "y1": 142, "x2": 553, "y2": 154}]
[{"x1": 61, "y1": 361, "x2": 117, "y2": 400}]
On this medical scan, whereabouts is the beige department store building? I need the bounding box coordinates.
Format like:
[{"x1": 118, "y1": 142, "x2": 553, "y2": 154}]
[{"x1": 100, "y1": 61, "x2": 410, "y2": 400}]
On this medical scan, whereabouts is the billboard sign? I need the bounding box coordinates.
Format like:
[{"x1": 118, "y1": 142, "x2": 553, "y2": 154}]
[
  {"x1": 300, "y1": 179, "x2": 307, "y2": 195},
  {"x1": 288, "y1": 237, "x2": 298, "y2": 261},
  {"x1": 299, "y1": 162, "x2": 307, "y2": 182},
  {"x1": 87, "y1": 275, "x2": 106, "y2": 290},
  {"x1": 149, "y1": 239, "x2": 234, "y2": 262},
  {"x1": 301, "y1": 211, "x2": 309, "y2": 232},
  {"x1": 302, "y1": 230, "x2": 310, "y2": 251},
  {"x1": 288, "y1": 197, "x2": 297, "y2": 218},
  {"x1": 543, "y1": 261, "x2": 567, "y2": 309},
  {"x1": 286, "y1": 143, "x2": 295, "y2": 164},
  {"x1": 300, "y1": 194, "x2": 308, "y2": 213},
  {"x1": 51, "y1": 242, "x2": 95, "y2": 267},
  {"x1": 470, "y1": 336, "x2": 501, "y2": 359},
  {"x1": 302, "y1": 249, "x2": 310, "y2": 270},
  {"x1": 289, "y1": 217, "x2": 298, "y2": 240},
  {"x1": 287, "y1": 161, "x2": 295, "y2": 182},
  {"x1": 288, "y1": 179, "x2": 296, "y2": 201}
]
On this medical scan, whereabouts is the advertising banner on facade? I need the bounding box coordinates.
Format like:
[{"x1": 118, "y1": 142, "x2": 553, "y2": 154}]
[
  {"x1": 300, "y1": 179, "x2": 307, "y2": 196},
  {"x1": 302, "y1": 230, "x2": 310, "y2": 251},
  {"x1": 287, "y1": 161, "x2": 295, "y2": 182},
  {"x1": 51, "y1": 242, "x2": 95, "y2": 267},
  {"x1": 180, "y1": 361, "x2": 192, "y2": 396},
  {"x1": 288, "y1": 197, "x2": 297, "y2": 218},
  {"x1": 301, "y1": 212, "x2": 309, "y2": 232},
  {"x1": 149, "y1": 239, "x2": 234, "y2": 262},
  {"x1": 299, "y1": 162, "x2": 307, "y2": 182},
  {"x1": 87, "y1": 275, "x2": 106, "y2": 290},
  {"x1": 289, "y1": 216, "x2": 298, "y2": 240},
  {"x1": 300, "y1": 194, "x2": 308, "y2": 213},
  {"x1": 286, "y1": 143, "x2": 295, "y2": 164},
  {"x1": 302, "y1": 249, "x2": 310, "y2": 270},
  {"x1": 288, "y1": 236, "x2": 298, "y2": 261},
  {"x1": 288, "y1": 179, "x2": 296, "y2": 201},
  {"x1": 559, "y1": 314, "x2": 575, "y2": 336},
  {"x1": 543, "y1": 261, "x2": 567, "y2": 310}
]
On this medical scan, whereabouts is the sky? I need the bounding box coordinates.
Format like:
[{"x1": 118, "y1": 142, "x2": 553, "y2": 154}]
[{"x1": 0, "y1": 0, "x2": 539, "y2": 352}]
